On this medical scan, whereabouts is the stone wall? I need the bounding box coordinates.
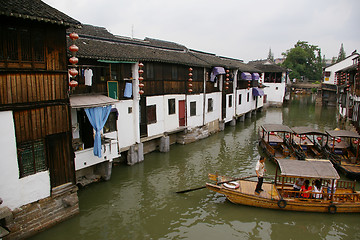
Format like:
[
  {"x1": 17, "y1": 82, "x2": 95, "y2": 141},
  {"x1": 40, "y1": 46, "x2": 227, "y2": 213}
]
[{"x1": 3, "y1": 183, "x2": 79, "y2": 240}]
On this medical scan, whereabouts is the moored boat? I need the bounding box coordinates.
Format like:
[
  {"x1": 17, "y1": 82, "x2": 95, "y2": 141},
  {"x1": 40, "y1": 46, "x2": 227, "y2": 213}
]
[
  {"x1": 258, "y1": 124, "x2": 298, "y2": 161},
  {"x1": 324, "y1": 129, "x2": 360, "y2": 180},
  {"x1": 290, "y1": 126, "x2": 327, "y2": 159},
  {"x1": 206, "y1": 159, "x2": 360, "y2": 213}
]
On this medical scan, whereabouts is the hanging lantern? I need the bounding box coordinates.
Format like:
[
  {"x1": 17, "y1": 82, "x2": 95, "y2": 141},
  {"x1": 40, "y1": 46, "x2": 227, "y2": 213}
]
[
  {"x1": 225, "y1": 81, "x2": 230, "y2": 86},
  {"x1": 188, "y1": 67, "x2": 193, "y2": 93},
  {"x1": 354, "y1": 139, "x2": 359, "y2": 144},
  {"x1": 317, "y1": 137, "x2": 322, "y2": 141},
  {"x1": 69, "y1": 44, "x2": 79, "y2": 52},
  {"x1": 188, "y1": 78, "x2": 193, "y2": 82},
  {"x1": 69, "y1": 56, "x2": 78, "y2": 65},
  {"x1": 285, "y1": 134, "x2": 290, "y2": 139},
  {"x1": 69, "y1": 80, "x2": 78, "y2": 87},
  {"x1": 69, "y1": 32, "x2": 79, "y2": 40},
  {"x1": 301, "y1": 136, "x2": 306, "y2": 140},
  {"x1": 188, "y1": 83, "x2": 193, "y2": 88},
  {"x1": 69, "y1": 68, "x2": 78, "y2": 76},
  {"x1": 188, "y1": 89, "x2": 193, "y2": 93},
  {"x1": 138, "y1": 62, "x2": 145, "y2": 95},
  {"x1": 270, "y1": 132, "x2": 275, "y2": 135},
  {"x1": 336, "y1": 138, "x2": 342, "y2": 143}
]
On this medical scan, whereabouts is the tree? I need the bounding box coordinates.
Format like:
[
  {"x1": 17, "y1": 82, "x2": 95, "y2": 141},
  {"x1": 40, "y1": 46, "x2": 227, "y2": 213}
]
[
  {"x1": 267, "y1": 47, "x2": 274, "y2": 62},
  {"x1": 336, "y1": 43, "x2": 346, "y2": 62},
  {"x1": 281, "y1": 40, "x2": 322, "y2": 81}
]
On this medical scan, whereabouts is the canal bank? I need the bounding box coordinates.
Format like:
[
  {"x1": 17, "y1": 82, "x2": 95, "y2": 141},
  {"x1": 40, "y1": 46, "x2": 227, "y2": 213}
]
[{"x1": 30, "y1": 95, "x2": 360, "y2": 240}]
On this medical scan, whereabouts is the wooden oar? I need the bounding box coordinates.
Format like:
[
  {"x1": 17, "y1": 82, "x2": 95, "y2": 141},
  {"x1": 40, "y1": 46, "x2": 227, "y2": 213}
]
[{"x1": 176, "y1": 174, "x2": 257, "y2": 194}]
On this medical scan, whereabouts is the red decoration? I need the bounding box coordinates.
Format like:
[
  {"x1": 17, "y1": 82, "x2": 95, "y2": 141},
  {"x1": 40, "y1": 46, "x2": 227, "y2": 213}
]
[
  {"x1": 188, "y1": 72, "x2": 193, "y2": 77},
  {"x1": 69, "y1": 32, "x2": 79, "y2": 40},
  {"x1": 188, "y1": 83, "x2": 193, "y2": 88},
  {"x1": 69, "y1": 56, "x2": 78, "y2": 65},
  {"x1": 189, "y1": 67, "x2": 193, "y2": 71},
  {"x1": 139, "y1": 62, "x2": 144, "y2": 67},
  {"x1": 69, "y1": 44, "x2": 79, "y2": 52},
  {"x1": 301, "y1": 136, "x2": 306, "y2": 140},
  {"x1": 138, "y1": 69, "x2": 144, "y2": 74},
  {"x1": 354, "y1": 140, "x2": 359, "y2": 144},
  {"x1": 139, "y1": 90, "x2": 144, "y2": 95},
  {"x1": 188, "y1": 78, "x2": 193, "y2": 82},
  {"x1": 188, "y1": 89, "x2": 193, "y2": 93},
  {"x1": 336, "y1": 138, "x2": 342, "y2": 143},
  {"x1": 138, "y1": 77, "x2": 144, "y2": 81},
  {"x1": 69, "y1": 68, "x2": 78, "y2": 76},
  {"x1": 69, "y1": 80, "x2": 78, "y2": 87},
  {"x1": 285, "y1": 134, "x2": 290, "y2": 139},
  {"x1": 139, "y1": 83, "x2": 144, "y2": 88},
  {"x1": 317, "y1": 137, "x2": 322, "y2": 141}
]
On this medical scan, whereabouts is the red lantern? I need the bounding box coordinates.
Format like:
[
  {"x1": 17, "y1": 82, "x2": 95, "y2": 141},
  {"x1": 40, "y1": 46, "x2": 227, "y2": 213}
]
[
  {"x1": 285, "y1": 134, "x2": 290, "y2": 139},
  {"x1": 189, "y1": 67, "x2": 193, "y2": 72},
  {"x1": 139, "y1": 62, "x2": 144, "y2": 67},
  {"x1": 301, "y1": 136, "x2": 306, "y2": 140},
  {"x1": 69, "y1": 68, "x2": 78, "y2": 76},
  {"x1": 139, "y1": 90, "x2": 144, "y2": 95},
  {"x1": 225, "y1": 81, "x2": 229, "y2": 85},
  {"x1": 188, "y1": 89, "x2": 193, "y2": 93},
  {"x1": 317, "y1": 137, "x2": 322, "y2": 141},
  {"x1": 270, "y1": 132, "x2": 275, "y2": 135},
  {"x1": 354, "y1": 140, "x2": 359, "y2": 144},
  {"x1": 69, "y1": 44, "x2": 79, "y2": 52},
  {"x1": 188, "y1": 78, "x2": 193, "y2": 82},
  {"x1": 188, "y1": 72, "x2": 193, "y2": 77},
  {"x1": 226, "y1": 74, "x2": 230, "y2": 77},
  {"x1": 69, "y1": 80, "x2": 78, "y2": 87},
  {"x1": 138, "y1": 69, "x2": 144, "y2": 74},
  {"x1": 226, "y1": 69, "x2": 229, "y2": 73},
  {"x1": 138, "y1": 76, "x2": 144, "y2": 81},
  {"x1": 225, "y1": 86, "x2": 229, "y2": 90},
  {"x1": 188, "y1": 83, "x2": 193, "y2": 88},
  {"x1": 139, "y1": 83, "x2": 144, "y2": 88},
  {"x1": 336, "y1": 138, "x2": 342, "y2": 143},
  {"x1": 69, "y1": 32, "x2": 79, "y2": 40},
  {"x1": 69, "y1": 56, "x2": 78, "y2": 65}
]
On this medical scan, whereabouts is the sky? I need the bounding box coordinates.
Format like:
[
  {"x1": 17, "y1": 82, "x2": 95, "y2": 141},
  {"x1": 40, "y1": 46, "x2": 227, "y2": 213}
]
[{"x1": 43, "y1": 0, "x2": 360, "y2": 63}]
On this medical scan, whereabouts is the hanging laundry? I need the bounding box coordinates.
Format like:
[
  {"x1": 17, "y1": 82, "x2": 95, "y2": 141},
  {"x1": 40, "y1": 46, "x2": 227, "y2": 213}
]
[
  {"x1": 84, "y1": 68, "x2": 93, "y2": 86},
  {"x1": 124, "y1": 82, "x2": 132, "y2": 98}
]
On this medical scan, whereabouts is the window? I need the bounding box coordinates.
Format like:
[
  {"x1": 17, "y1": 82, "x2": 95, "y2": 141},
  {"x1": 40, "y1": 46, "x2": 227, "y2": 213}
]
[
  {"x1": 147, "y1": 105, "x2": 157, "y2": 124},
  {"x1": 17, "y1": 140, "x2": 47, "y2": 178},
  {"x1": 228, "y1": 95, "x2": 232, "y2": 108},
  {"x1": 208, "y1": 98, "x2": 213, "y2": 112},
  {"x1": 1, "y1": 25, "x2": 45, "y2": 68},
  {"x1": 103, "y1": 111, "x2": 117, "y2": 133},
  {"x1": 324, "y1": 71, "x2": 331, "y2": 77},
  {"x1": 168, "y1": 98, "x2": 175, "y2": 115},
  {"x1": 247, "y1": 92, "x2": 250, "y2": 102},
  {"x1": 190, "y1": 101, "x2": 196, "y2": 116},
  {"x1": 239, "y1": 94, "x2": 242, "y2": 105}
]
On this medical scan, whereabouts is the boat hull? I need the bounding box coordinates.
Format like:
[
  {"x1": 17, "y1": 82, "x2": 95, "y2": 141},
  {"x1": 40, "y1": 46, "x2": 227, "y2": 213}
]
[{"x1": 206, "y1": 183, "x2": 360, "y2": 213}]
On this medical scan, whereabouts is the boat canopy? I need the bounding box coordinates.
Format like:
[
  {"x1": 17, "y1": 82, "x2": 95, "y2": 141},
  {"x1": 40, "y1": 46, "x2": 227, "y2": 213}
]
[
  {"x1": 261, "y1": 124, "x2": 293, "y2": 133},
  {"x1": 291, "y1": 127, "x2": 326, "y2": 136},
  {"x1": 326, "y1": 130, "x2": 360, "y2": 139},
  {"x1": 277, "y1": 159, "x2": 340, "y2": 180}
]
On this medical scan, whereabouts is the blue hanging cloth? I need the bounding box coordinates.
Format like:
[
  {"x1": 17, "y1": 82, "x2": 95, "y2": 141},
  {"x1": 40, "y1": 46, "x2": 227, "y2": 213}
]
[{"x1": 85, "y1": 105, "x2": 112, "y2": 157}]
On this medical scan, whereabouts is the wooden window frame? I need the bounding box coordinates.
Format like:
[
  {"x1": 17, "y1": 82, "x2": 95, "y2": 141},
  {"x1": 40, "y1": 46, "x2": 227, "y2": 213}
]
[
  {"x1": 168, "y1": 98, "x2": 176, "y2": 115},
  {"x1": 17, "y1": 139, "x2": 47, "y2": 178},
  {"x1": 147, "y1": 105, "x2": 157, "y2": 124},
  {"x1": 190, "y1": 101, "x2": 196, "y2": 116},
  {"x1": 208, "y1": 98, "x2": 213, "y2": 113},
  {"x1": 228, "y1": 95, "x2": 233, "y2": 108}
]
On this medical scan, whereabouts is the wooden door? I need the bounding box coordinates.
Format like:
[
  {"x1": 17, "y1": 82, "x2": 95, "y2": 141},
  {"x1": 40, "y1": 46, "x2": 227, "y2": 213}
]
[
  {"x1": 179, "y1": 100, "x2": 186, "y2": 126},
  {"x1": 46, "y1": 132, "x2": 75, "y2": 188}
]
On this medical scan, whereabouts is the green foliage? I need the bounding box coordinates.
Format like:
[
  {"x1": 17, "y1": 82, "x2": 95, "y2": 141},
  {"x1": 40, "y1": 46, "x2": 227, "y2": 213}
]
[
  {"x1": 336, "y1": 43, "x2": 346, "y2": 62},
  {"x1": 281, "y1": 40, "x2": 322, "y2": 81}
]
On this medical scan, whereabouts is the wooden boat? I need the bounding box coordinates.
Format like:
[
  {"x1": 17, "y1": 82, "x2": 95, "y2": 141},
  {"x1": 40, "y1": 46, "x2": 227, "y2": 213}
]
[
  {"x1": 290, "y1": 126, "x2": 327, "y2": 160},
  {"x1": 258, "y1": 124, "x2": 298, "y2": 161},
  {"x1": 206, "y1": 159, "x2": 360, "y2": 213},
  {"x1": 323, "y1": 130, "x2": 360, "y2": 180}
]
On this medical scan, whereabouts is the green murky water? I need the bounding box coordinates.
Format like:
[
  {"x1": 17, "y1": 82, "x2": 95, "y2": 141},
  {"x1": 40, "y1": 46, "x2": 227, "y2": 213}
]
[{"x1": 31, "y1": 95, "x2": 360, "y2": 240}]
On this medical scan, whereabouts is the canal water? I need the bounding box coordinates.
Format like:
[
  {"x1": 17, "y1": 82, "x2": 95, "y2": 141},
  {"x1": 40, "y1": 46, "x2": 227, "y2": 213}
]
[{"x1": 31, "y1": 95, "x2": 360, "y2": 240}]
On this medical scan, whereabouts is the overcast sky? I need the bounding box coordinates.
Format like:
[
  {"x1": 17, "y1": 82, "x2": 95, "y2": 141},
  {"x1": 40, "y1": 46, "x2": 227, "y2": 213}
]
[{"x1": 43, "y1": 0, "x2": 359, "y2": 63}]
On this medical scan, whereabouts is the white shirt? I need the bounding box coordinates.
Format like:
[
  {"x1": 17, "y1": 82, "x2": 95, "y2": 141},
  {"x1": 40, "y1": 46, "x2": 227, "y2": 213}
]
[
  {"x1": 313, "y1": 186, "x2": 323, "y2": 199},
  {"x1": 256, "y1": 160, "x2": 265, "y2": 177},
  {"x1": 84, "y1": 68, "x2": 93, "y2": 86}
]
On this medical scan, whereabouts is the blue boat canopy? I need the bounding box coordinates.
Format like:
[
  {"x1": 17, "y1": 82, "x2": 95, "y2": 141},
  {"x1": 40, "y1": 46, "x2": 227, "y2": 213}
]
[
  {"x1": 241, "y1": 72, "x2": 252, "y2": 80},
  {"x1": 252, "y1": 87, "x2": 264, "y2": 96}
]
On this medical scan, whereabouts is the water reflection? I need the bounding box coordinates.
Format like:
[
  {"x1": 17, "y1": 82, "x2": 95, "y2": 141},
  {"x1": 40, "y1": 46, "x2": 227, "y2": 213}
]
[{"x1": 31, "y1": 95, "x2": 360, "y2": 240}]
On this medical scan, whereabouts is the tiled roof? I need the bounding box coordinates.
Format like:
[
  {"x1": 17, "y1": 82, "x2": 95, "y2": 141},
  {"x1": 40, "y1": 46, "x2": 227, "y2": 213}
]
[
  {"x1": 0, "y1": 0, "x2": 80, "y2": 27},
  {"x1": 68, "y1": 24, "x2": 261, "y2": 72}
]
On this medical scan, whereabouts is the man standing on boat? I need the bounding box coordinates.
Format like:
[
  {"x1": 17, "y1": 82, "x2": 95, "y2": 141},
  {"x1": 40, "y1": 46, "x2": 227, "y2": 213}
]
[{"x1": 255, "y1": 156, "x2": 266, "y2": 194}]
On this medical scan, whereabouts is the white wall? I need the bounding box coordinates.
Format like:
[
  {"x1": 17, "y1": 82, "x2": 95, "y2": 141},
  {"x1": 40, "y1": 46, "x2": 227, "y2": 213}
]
[
  {"x1": 187, "y1": 94, "x2": 204, "y2": 128},
  {"x1": 324, "y1": 54, "x2": 359, "y2": 85},
  {"x1": 146, "y1": 95, "x2": 165, "y2": 137},
  {"x1": 204, "y1": 92, "x2": 221, "y2": 125},
  {"x1": 224, "y1": 93, "x2": 235, "y2": 123},
  {"x1": 236, "y1": 89, "x2": 253, "y2": 115},
  {"x1": 0, "y1": 111, "x2": 50, "y2": 210},
  {"x1": 263, "y1": 83, "x2": 286, "y2": 104},
  {"x1": 164, "y1": 94, "x2": 185, "y2": 132},
  {"x1": 115, "y1": 100, "x2": 137, "y2": 149}
]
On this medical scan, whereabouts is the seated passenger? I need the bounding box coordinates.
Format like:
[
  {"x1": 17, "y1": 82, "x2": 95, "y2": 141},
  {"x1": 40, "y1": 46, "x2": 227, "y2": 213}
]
[
  {"x1": 293, "y1": 178, "x2": 304, "y2": 191},
  {"x1": 300, "y1": 180, "x2": 312, "y2": 198},
  {"x1": 312, "y1": 179, "x2": 323, "y2": 199}
]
